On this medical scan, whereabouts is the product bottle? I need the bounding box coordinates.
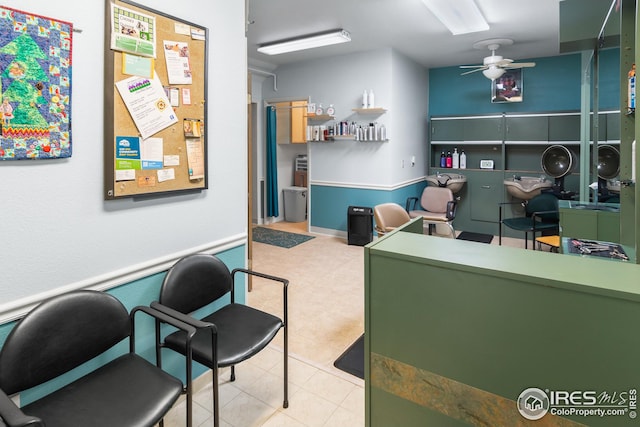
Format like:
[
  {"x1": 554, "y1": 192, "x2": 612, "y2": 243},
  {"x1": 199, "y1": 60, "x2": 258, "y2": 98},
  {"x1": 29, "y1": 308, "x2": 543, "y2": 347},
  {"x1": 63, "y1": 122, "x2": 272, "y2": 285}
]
[
  {"x1": 440, "y1": 151, "x2": 446, "y2": 168},
  {"x1": 629, "y1": 64, "x2": 636, "y2": 114},
  {"x1": 460, "y1": 149, "x2": 467, "y2": 169},
  {"x1": 362, "y1": 90, "x2": 368, "y2": 109},
  {"x1": 379, "y1": 124, "x2": 387, "y2": 141},
  {"x1": 446, "y1": 151, "x2": 452, "y2": 168},
  {"x1": 368, "y1": 90, "x2": 375, "y2": 109},
  {"x1": 452, "y1": 148, "x2": 459, "y2": 169}
]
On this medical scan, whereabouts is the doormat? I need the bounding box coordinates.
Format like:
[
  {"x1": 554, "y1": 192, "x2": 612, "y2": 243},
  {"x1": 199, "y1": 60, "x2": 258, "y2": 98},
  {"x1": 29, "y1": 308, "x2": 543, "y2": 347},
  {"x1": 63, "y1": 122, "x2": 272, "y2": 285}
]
[
  {"x1": 333, "y1": 334, "x2": 364, "y2": 379},
  {"x1": 252, "y1": 227, "x2": 315, "y2": 249},
  {"x1": 456, "y1": 231, "x2": 494, "y2": 244}
]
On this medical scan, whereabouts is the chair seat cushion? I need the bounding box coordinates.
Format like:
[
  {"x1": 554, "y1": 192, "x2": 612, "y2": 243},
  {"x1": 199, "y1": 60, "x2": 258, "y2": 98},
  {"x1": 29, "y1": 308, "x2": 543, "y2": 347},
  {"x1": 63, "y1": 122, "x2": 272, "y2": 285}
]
[
  {"x1": 165, "y1": 303, "x2": 283, "y2": 368},
  {"x1": 22, "y1": 354, "x2": 182, "y2": 427},
  {"x1": 503, "y1": 217, "x2": 558, "y2": 232},
  {"x1": 409, "y1": 210, "x2": 448, "y2": 221}
]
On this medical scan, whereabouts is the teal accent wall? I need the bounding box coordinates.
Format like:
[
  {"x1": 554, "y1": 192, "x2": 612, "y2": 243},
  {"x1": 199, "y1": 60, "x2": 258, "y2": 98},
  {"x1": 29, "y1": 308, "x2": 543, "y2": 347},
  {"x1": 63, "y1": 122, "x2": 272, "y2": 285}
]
[
  {"x1": 310, "y1": 182, "x2": 427, "y2": 232},
  {"x1": 430, "y1": 49, "x2": 620, "y2": 116},
  {"x1": 0, "y1": 245, "x2": 246, "y2": 406}
]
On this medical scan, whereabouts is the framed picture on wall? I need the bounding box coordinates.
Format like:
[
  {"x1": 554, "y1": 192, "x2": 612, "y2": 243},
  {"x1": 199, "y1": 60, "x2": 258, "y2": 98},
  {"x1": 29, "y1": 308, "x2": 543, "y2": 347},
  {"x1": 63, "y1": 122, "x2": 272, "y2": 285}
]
[{"x1": 491, "y1": 69, "x2": 523, "y2": 103}]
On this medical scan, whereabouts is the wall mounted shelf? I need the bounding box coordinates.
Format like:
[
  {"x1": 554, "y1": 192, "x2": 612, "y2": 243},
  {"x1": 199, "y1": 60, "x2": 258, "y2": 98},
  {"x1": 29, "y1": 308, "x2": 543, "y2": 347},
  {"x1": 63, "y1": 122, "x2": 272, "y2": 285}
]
[{"x1": 352, "y1": 108, "x2": 387, "y2": 114}]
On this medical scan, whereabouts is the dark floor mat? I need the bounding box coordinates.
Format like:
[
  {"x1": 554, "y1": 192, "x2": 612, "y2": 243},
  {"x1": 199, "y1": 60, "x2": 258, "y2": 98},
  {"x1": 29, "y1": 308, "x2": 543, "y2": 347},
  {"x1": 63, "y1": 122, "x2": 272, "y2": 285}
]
[
  {"x1": 333, "y1": 334, "x2": 364, "y2": 379},
  {"x1": 456, "y1": 231, "x2": 493, "y2": 244}
]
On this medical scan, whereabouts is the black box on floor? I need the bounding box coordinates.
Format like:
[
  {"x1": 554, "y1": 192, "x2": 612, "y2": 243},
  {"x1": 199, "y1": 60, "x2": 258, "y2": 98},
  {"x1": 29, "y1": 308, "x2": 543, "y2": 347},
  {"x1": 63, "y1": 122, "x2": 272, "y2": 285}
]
[{"x1": 347, "y1": 206, "x2": 373, "y2": 246}]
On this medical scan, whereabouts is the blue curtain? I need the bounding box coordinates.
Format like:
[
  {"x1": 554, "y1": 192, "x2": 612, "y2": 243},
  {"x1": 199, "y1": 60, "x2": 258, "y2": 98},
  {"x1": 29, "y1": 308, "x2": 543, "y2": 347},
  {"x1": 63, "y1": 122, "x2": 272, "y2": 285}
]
[{"x1": 266, "y1": 106, "x2": 279, "y2": 217}]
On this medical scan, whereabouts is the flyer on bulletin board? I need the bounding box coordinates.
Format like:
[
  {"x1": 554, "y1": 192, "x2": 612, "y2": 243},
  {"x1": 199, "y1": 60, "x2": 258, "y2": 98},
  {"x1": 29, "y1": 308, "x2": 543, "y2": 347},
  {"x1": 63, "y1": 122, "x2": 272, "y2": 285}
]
[{"x1": 115, "y1": 73, "x2": 178, "y2": 139}]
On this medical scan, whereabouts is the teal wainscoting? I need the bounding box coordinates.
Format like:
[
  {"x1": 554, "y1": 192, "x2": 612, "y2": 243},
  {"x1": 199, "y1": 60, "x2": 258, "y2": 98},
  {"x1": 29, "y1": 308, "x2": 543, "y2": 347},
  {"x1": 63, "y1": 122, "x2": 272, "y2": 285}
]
[
  {"x1": 310, "y1": 181, "x2": 427, "y2": 232},
  {"x1": 0, "y1": 245, "x2": 246, "y2": 406}
]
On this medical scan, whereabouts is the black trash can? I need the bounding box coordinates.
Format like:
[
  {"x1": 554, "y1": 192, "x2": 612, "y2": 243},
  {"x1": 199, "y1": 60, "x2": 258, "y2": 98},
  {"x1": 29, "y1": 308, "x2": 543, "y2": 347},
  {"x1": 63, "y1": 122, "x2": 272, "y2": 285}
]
[{"x1": 347, "y1": 206, "x2": 373, "y2": 246}]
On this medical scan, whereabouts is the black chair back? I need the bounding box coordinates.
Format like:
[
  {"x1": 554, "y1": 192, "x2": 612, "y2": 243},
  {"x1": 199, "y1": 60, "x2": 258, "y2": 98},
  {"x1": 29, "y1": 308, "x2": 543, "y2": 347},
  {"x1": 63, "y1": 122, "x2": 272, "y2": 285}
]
[
  {"x1": 525, "y1": 193, "x2": 559, "y2": 222},
  {"x1": 160, "y1": 254, "x2": 233, "y2": 314},
  {"x1": 0, "y1": 291, "x2": 130, "y2": 395}
]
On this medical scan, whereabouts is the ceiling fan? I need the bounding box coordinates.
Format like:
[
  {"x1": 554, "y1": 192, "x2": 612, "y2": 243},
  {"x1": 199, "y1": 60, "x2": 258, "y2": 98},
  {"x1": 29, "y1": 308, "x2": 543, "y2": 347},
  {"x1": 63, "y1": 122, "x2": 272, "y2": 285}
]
[{"x1": 460, "y1": 38, "x2": 536, "y2": 80}]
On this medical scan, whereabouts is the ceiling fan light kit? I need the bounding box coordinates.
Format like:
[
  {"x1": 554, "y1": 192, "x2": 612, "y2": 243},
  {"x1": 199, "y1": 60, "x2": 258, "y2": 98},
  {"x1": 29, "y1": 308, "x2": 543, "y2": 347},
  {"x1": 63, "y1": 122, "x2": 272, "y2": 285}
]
[
  {"x1": 460, "y1": 38, "x2": 536, "y2": 81},
  {"x1": 483, "y1": 66, "x2": 505, "y2": 80},
  {"x1": 257, "y1": 29, "x2": 351, "y2": 55},
  {"x1": 421, "y1": 0, "x2": 489, "y2": 35}
]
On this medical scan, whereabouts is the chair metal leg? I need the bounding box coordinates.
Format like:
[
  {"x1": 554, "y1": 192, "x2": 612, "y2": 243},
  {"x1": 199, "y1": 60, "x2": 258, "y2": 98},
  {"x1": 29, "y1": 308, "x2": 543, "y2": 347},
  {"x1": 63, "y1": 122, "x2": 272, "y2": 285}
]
[
  {"x1": 283, "y1": 321, "x2": 289, "y2": 408},
  {"x1": 230, "y1": 365, "x2": 236, "y2": 381},
  {"x1": 213, "y1": 366, "x2": 220, "y2": 427}
]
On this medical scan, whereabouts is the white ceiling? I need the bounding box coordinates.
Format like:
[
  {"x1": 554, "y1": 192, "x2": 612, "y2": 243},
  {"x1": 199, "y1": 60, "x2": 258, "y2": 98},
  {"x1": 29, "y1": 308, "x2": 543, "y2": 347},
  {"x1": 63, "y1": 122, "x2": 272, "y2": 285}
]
[{"x1": 246, "y1": 0, "x2": 563, "y2": 71}]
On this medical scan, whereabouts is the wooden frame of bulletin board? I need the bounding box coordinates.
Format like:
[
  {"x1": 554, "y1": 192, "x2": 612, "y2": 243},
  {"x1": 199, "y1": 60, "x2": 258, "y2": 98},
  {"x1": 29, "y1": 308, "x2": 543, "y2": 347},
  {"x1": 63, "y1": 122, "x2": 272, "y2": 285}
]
[{"x1": 104, "y1": 0, "x2": 208, "y2": 199}]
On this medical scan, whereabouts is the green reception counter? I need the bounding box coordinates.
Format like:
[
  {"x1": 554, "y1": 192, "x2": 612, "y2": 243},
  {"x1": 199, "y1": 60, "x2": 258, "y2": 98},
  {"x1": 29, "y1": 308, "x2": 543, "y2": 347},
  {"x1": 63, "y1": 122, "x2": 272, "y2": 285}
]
[{"x1": 364, "y1": 218, "x2": 640, "y2": 427}]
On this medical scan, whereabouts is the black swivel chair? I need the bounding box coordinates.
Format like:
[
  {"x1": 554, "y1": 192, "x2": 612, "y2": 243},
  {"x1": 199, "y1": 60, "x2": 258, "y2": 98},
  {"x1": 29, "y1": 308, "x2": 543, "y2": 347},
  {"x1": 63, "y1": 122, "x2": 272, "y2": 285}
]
[
  {"x1": 499, "y1": 192, "x2": 559, "y2": 249},
  {"x1": 0, "y1": 290, "x2": 193, "y2": 427},
  {"x1": 151, "y1": 253, "x2": 289, "y2": 427}
]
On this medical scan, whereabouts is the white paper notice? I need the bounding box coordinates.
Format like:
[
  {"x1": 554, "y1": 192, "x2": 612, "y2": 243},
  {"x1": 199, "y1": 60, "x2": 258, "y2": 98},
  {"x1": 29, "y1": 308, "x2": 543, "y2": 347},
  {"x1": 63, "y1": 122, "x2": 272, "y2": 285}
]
[
  {"x1": 115, "y1": 169, "x2": 136, "y2": 181},
  {"x1": 182, "y1": 88, "x2": 191, "y2": 105},
  {"x1": 141, "y1": 137, "x2": 164, "y2": 169},
  {"x1": 164, "y1": 155, "x2": 180, "y2": 166},
  {"x1": 157, "y1": 168, "x2": 175, "y2": 182},
  {"x1": 163, "y1": 41, "x2": 192, "y2": 85},
  {"x1": 115, "y1": 74, "x2": 178, "y2": 139}
]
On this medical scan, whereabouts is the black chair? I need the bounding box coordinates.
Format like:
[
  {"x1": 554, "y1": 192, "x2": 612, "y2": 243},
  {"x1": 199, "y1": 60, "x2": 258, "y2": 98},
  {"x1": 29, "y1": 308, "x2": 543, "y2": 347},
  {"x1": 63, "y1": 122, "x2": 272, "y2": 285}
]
[
  {"x1": 151, "y1": 254, "x2": 289, "y2": 427},
  {"x1": 499, "y1": 192, "x2": 559, "y2": 249},
  {"x1": 0, "y1": 290, "x2": 194, "y2": 427}
]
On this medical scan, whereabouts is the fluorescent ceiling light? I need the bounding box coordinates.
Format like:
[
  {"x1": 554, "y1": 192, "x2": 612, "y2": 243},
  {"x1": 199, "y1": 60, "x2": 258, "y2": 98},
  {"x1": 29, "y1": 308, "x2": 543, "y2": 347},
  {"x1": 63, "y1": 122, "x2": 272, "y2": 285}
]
[
  {"x1": 257, "y1": 30, "x2": 351, "y2": 55},
  {"x1": 422, "y1": 0, "x2": 489, "y2": 35}
]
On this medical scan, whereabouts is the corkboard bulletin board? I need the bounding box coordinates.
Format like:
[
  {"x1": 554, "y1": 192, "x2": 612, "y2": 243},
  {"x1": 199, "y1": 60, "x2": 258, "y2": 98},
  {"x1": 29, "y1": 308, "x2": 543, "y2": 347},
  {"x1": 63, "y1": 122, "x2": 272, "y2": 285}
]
[{"x1": 104, "y1": 0, "x2": 208, "y2": 199}]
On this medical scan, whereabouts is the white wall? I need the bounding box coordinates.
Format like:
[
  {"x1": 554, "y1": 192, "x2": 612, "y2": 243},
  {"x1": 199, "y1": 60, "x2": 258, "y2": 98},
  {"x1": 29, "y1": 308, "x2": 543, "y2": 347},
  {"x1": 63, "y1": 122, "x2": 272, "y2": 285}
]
[
  {"x1": 390, "y1": 50, "x2": 429, "y2": 183},
  {"x1": 261, "y1": 48, "x2": 428, "y2": 191},
  {"x1": 0, "y1": 0, "x2": 247, "y2": 312}
]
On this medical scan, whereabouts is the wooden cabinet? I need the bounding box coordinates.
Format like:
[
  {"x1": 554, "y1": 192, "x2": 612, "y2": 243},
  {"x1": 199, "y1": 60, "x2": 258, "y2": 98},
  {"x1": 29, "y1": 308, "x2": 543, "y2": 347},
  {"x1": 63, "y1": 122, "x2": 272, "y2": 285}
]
[{"x1": 276, "y1": 101, "x2": 307, "y2": 144}]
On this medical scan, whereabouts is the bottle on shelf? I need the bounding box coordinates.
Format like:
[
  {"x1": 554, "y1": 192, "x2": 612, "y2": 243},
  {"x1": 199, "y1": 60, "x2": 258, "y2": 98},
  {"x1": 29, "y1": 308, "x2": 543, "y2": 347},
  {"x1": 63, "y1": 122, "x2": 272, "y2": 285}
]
[
  {"x1": 460, "y1": 149, "x2": 467, "y2": 169},
  {"x1": 452, "y1": 148, "x2": 459, "y2": 169},
  {"x1": 379, "y1": 124, "x2": 387, "y2": 140},
  {"x1": 368, "y1": 90, "x2": 375, "y2": 109},
  {"x1": 440, "y1": 151, "x2": 446, "y2": 168},
  {"x1": 362, "y1": 90, "x2": 368, "y2": 109},
  {"x1": 445, "y1": 151, "x2": 452, "y2": 168}
]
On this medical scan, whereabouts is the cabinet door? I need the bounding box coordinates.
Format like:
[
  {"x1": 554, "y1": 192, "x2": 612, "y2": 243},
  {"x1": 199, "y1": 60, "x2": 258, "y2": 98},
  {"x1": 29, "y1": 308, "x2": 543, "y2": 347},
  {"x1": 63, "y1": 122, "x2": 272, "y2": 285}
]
[
  {"x1": 276, "y1": 102, "x2": 291, "y2": 144},
  {"x1": 605, "y1": 112, "x2": 620, "y2": 142},
  {"x1": 548, "y1": 114, "x2": 580, "y2": 142},
  {"x1": 290, "y1": 101, "x2": 307, "y2": 143},
  {"x1": 430, "y1": 119, "x2": 463, "y2": 141},
  {"x1": 464, "y1": 117, "x2": 502, "y2": 141},
  {"x1": 468, "y1": 171, "x2": 504, "y2": 222},
  {"x1": 505, "y1": 116, "x2": 548, "y2": 141}
]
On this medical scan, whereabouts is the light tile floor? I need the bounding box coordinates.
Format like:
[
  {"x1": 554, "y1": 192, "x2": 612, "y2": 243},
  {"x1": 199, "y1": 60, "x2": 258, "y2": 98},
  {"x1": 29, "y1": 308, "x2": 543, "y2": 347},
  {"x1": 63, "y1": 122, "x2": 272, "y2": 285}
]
[{"x1": 160, "y1": 222, "x2": 529, "y2": 426}]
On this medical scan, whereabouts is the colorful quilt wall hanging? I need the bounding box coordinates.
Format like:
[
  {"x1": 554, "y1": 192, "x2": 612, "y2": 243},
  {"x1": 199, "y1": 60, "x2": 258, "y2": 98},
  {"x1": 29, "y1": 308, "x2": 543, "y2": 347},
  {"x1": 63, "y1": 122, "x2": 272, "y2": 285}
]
[{"x1": 0, "y1": 6, "x2": 73, "y2": 160}]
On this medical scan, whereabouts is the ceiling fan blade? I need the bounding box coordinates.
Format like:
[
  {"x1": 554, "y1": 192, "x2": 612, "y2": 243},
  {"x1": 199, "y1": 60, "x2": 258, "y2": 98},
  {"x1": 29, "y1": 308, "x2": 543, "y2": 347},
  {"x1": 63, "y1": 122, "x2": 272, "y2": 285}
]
[
  {"x1": 460, "y1": 67, "x2": 487, "y2": 76},
  {"x1": 459, "y1": 65, "x2": 485, "y2": 69},
  {"x1": 495, "y1": 59, "x2": 513, "y2": 67},
  {"x1": 504, "y1": 62, "x2": 536, "y2": 69}
]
